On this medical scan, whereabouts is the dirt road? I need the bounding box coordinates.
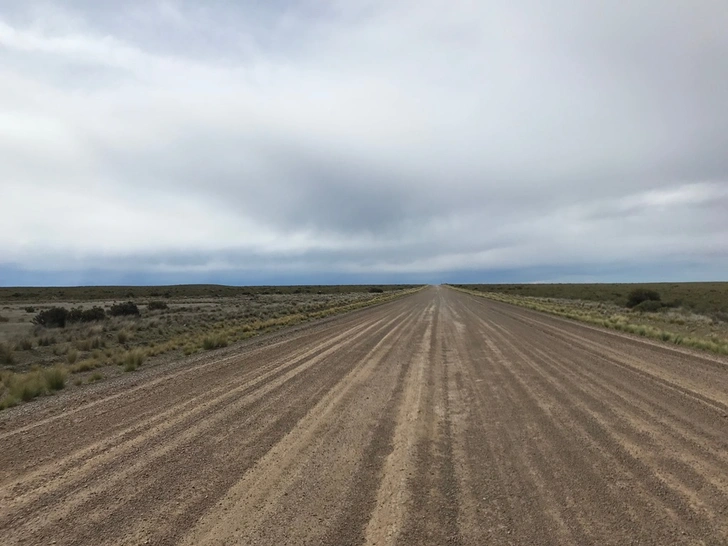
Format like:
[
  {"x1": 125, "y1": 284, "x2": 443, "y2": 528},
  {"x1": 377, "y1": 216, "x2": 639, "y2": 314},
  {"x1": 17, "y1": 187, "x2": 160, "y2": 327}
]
[{"x1": 2, "y1": 286, "x2": 728, "y2": 545}]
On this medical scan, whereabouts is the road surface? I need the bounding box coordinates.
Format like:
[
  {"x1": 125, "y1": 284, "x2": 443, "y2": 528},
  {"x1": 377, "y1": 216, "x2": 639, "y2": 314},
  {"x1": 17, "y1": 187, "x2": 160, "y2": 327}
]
[{"x1": 2, "y1": 286, "x2": 728, "y2": 545}]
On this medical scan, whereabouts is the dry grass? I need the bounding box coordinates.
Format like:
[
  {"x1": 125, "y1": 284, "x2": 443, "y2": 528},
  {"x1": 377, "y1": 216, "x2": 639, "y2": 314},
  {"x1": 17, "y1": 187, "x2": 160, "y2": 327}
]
[
  {"x1": 454, "y1": 288, "x2": 728, "y2": 356},
  {"x1": 0, "y1": 366, "x2": 67, "y2": 409},
  {"x1": 0, "y1": 285, "x2": 422, "y2": 409}
]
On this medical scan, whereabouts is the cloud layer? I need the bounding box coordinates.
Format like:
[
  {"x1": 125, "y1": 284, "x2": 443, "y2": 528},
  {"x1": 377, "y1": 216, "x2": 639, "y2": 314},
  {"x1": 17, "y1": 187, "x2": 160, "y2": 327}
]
[{"x1": 2, "y1": 1, "x2": 727, "y2": 284}]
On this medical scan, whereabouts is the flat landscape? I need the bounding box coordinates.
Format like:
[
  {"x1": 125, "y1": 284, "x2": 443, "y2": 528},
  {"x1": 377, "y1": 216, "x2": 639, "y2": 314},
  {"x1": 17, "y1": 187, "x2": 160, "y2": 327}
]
[{"x1": 2, "y1": 286, "x2": 728, "y2": 545}]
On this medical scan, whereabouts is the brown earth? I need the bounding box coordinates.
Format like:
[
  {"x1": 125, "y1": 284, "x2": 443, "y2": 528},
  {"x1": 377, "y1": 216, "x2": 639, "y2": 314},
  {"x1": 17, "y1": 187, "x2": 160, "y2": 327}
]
[{"x1": 2, "y1": 286, "x2": 728, "y2": 545}]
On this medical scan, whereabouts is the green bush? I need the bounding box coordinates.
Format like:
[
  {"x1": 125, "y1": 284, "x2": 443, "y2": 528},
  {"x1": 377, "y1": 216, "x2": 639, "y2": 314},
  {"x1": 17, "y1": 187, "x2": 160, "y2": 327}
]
[
  {"x1": 368, "y1": 287, "x2": 384, "y2": 293},
  {"x1": 108, "y1": 302, "x2": 140, "y2": 317},
  {"x1": 626, "y1": 288, "x2": 661, "y2": 308},
  {"x1": 147, "y1": 301, "x2": 169, "y2": 311}
]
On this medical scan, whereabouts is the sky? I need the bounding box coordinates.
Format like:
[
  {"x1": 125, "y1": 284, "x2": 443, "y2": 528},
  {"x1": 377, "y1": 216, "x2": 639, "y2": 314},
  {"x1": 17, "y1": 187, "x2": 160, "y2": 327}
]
[{"x1": 1, "y1": 0, "x2": 727, "y2": 286}]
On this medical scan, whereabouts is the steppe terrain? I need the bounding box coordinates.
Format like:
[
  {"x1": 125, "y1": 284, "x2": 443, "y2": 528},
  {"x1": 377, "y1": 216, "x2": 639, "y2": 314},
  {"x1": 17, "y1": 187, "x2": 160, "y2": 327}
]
[{"x1": 2, "y1": 286, "x2": 728, "y2": 545}]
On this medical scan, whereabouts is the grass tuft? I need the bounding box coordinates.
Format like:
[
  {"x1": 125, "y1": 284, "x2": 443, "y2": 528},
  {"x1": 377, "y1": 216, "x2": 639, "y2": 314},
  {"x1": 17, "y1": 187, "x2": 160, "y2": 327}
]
[
  {"x1": 0, "y1": 342, "x2": 14, "y2": 365},
  {"x1": 123, "y1": 349, "x2": 145, "y2": 372},
  {"x1": 202, "y1": 334, "x2": 228, "y2": 351}
]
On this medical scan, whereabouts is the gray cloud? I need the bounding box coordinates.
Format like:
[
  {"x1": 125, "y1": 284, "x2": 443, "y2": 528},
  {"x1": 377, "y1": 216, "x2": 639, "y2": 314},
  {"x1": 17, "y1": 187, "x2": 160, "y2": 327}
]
[{"x1": 1, "y1": 0, "x2": 727, "y2": 283}]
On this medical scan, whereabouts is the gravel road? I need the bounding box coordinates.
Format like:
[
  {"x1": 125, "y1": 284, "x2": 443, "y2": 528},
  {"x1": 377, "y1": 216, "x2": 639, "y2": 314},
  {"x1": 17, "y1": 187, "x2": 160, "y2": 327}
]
[{"x1": 2, "y1": 286, "x2": 728, "y2": 545}]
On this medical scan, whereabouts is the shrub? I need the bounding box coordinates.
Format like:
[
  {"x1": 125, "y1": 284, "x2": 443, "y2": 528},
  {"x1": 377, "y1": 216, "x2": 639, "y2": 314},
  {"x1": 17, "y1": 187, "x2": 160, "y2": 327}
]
[
  {"x1": 33, "y1": 307, "x2": 69, "y2": 328},
  {"x1": 68, "y1": 307, "x2": 107, "y2": 323},
  {"x1": 18, "y1": 339, "x2": 33, "y2": 351},
  {"x1": 24, "y1": 306, "x2": 36, "y2": 313},
  {"x1": 632, "y1": 300, "x2": 664, "y2": 313},
  {"x1": 147, "y1": 301, "x2": 168, "y2": 311},
  {"x1": 626, "y1": 288, "x2": 661, "y2": 308},
  {"x1": 108, "y1": 302, "x2": 140, "y2": 317},
  {"x1": 368, "y1": 287, "x2": 384, "y2": 293},
  {"x1": 117, "y1": 330, "x2": 130, "y2": 344},
  {"x1": 0, "y1": 315, "x2": 9, "y2": 323}
]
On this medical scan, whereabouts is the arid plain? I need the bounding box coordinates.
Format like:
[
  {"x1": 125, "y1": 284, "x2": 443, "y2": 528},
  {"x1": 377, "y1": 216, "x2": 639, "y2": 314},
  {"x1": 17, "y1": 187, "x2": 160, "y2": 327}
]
[{"x1": 2, "y1": 286, "x2": 728, "y2": 545}]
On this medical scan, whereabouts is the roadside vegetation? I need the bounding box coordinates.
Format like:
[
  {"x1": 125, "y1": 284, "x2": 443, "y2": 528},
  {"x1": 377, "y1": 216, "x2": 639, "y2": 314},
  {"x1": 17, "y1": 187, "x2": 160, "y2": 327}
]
[
  {"x1": 451, "y1": 283, "x2": 728, "y2": 356},
  {"x1": 0, "y1": 285, "x2": 421, "y2": 409}
]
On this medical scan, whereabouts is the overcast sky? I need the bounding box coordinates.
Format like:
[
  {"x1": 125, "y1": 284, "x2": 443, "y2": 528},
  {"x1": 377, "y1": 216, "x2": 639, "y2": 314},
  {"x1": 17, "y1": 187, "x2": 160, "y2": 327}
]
[{"x1": 2, "y1": 1, "x2": 727, "y2": 286}]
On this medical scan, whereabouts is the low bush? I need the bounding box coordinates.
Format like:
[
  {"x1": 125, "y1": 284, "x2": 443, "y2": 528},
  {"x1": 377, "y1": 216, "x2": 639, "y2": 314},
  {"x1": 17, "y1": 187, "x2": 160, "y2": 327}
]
[
  {"x1": 147, "y1": 301, "x2": 168, "y2": 311},
  {"x1": 626, "y1": 288, "x2": 661, "y2": 308},
  {"x1": 24, "y1": 306, "x2": 35, "y2": 313},
  {"x1": 109, "y1": 302, "x2": 140, "y2": 317},
  {"x1": 18, "y1": 339, "x2": 33, "y2": 351},
  {"x1": 33, "y1": 307, "x2": 69, "y2": 328},
  {"x1": 68, "y1": 306, "x2": 107, "y2": 323},
  {"x1": 368, "y1": 287, "x2": 384, "y2": 293},
  {"x1": 0, "y1": 315, "x2": 9, "y2": 323}
]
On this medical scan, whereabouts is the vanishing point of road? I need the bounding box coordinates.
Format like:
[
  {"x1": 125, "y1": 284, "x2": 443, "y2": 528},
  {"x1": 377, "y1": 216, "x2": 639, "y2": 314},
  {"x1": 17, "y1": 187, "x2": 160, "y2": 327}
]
[{"x1": 2, "y1": 286, "x2": 728, "y2": 545}]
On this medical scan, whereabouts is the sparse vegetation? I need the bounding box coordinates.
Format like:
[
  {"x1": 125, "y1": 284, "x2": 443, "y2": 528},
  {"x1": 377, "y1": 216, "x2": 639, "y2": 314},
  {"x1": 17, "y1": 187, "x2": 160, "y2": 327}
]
[
  {"x1": 452, "y1": 286, "x2": 728, "y2": 356},
  {"x1": 453, "y1": 282, "x2": 728, "y2": 314},
  {"x1": 0, "y1": 284, "x2": 422, "y2": 410},
  {"x1": 0, "y1": 366, "x2": 67, "y2": 408}
]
